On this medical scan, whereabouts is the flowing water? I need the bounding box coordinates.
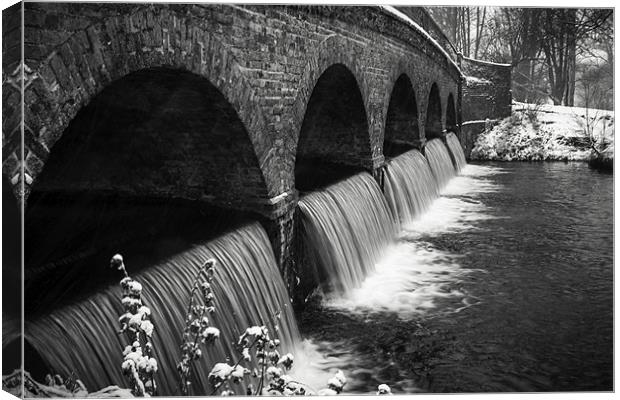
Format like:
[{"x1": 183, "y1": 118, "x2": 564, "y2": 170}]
[
  {"x1": 424, "y1": 139, "x2": 456, "y2": 189},
  {"x1": 21, "y1": 134, "x2": 613, "y2": 394},
  {"x1": 446, "y1": 132, "x2": 467, "y2": 172},
  {"x1": 383, "y1": 150, "x2": 438, "y2": 226},
  {"x1": 297, "y1": 172, "x2": 397, "y2": 295},
  {"x1": 325, "y1": 164, "x2": 495, "y2": 318},
  {"x1": 301, "y1": 161, "x2": 613, "y2": 393},
  {"x1": 25, "y1": 223, "x2": 314, "y2": 395}
]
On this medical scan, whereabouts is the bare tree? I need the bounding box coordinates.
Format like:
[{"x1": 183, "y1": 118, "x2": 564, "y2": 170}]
[{"x1": 427, "y1": 6, "x2": 613, "y2": 108}]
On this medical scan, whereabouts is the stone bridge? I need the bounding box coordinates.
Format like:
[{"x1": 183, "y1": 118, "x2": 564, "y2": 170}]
[{"x1": 2, "y1": 3, "x2": 509, "y2": 293}]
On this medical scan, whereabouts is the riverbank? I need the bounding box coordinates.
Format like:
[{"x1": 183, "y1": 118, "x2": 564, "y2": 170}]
[{"x1": 470, "y1": 102, "x2": 614, "y2": 171}]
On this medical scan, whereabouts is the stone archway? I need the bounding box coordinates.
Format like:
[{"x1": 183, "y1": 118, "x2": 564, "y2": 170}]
[
  {"x1": 383, "y1": 73, "x2": 420, "y2": 158},
  {"x1": 23, "y1": 67, "x2": 275, "y2": 323},
  {"x1": 12, "y1": 9, "x2": 279, "y2": 200},
  {"x1": 425, "y1": 82, "x2": 443, "y2": 139},
  {"x1": 294, "y1": 63, "x2": 371, "y2": 192}
]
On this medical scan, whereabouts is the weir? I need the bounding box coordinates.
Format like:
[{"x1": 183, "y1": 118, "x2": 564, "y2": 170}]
[
  {"x1": 424, "y1": 138, "x2": 457, "y2": 189},
  {"x1": 297, "y1": 173, "x2": 397, "y2": 295},
  {"x1": 24, "y1": 223, "x2": 300, "y2": 395},
  {"x1": 383, "y1": 150, "x2": 439, "y2": 226},
  {"x1": 297, "y1": 138, "x2": 466, "y2": 303},
  {"x1": 17, "y1": 136, "x2": 469, "y2": 395},
  {"x1": 446, "y1": 132, "x2": 468, "y2": 172}
]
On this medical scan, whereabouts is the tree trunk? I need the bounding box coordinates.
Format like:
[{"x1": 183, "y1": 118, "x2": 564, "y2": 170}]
[{"x1": 566, "y1": 9, "x2": 577, "y2": 106}]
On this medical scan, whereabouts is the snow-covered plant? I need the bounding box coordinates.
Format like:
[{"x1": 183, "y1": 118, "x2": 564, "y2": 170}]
[
  {"x1": 524, "y1": 102, "x2": 543, "y2": 127},
  {"x1": 316, "y1": 370, "x2": 347, "y2": 395},
  {"x1": 103, "y1": 255, "x2": 350, "y2": 397},
  {"x1": 111, "y1": 254, "x2": 158, "y2": 396},
  {"x1": 209, "y1": 322, "x2": 347, "y2": 396},
  {"x1": 201, "y1": 294, "x2": 346, "y2": 396},
  {"x1": 377, "y1": 383, "x2": 393, "y2": 395},
  {"x1": 44, "y1": 373, "x2": 88, "y2": 397},
  {"x1": 177, "y1": 258, "x2": 220, "y2": 395},
  {"x1": 206, "y1": 324, "x2": 286, "y2": 395}
]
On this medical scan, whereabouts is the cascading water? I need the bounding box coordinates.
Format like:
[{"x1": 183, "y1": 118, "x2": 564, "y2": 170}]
[
  {"x1": 21, "y1": 132, "x2": 470, "y2": 396},
  {"x1": 326, "y1": 165, "x2": 496, "y2": 318},
  {"x1": 383, "y1": 150, "x2": 439, "y2": 226},
  {"x1": 24, "y1": 222, "x2": 301, "y2": 395},
  {"x1": 424, "y1": 138, "x2": 457, "y2": 189},
  {"x1": 297, "y1": 172, "x2": 397, "y2": 295},
  {"x1": 445, "y1": 132, "x2": 467, "y2": 172}
]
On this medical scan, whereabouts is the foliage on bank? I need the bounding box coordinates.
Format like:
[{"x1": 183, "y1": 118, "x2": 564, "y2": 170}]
[{"x1": 471, "y1": 102, "x2": 614, "y2": 165}]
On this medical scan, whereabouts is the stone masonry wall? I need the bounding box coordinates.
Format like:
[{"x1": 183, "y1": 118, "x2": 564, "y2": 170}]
[
  {"x1": 2, "y1": 3, "x2": 23, "y2": 202},
  {"x1": 461, "y1": 56, "x2": 512, "y2": 122},
  {"x1": 8, "y1": 3, "x2": 461, "y2": 212}
]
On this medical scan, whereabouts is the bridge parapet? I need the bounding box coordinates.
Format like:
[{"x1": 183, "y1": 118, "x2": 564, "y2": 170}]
[{"x1": 394, "y1": 6, "x2": 459, "y2": 63}]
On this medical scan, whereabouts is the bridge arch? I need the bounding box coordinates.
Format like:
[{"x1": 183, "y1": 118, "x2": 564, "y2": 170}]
[
  {"x1": 292, "y1": 35, "x2": 372, "y2": 141},
  {"x1": 291, "y1": 35, "x2": 373, "y2": 176},
  {"x1": 19, "y1": 12, "x2": 279, "y2": 200},
  {"x1": 425, "y1": 82, "x2": 443, "y2": 139},
  {"x1": 294, "y1": 63, "x2": 371, "y2": 192},
  {"x1": 29, "y1": 67, "x2": 270, "y2": 208},
  {"x1": 383, "y1": 73, "x2": 420, "y2": 158},
  {"x1": 23, "y1": 66, "x2": 279, "y2": 318}
]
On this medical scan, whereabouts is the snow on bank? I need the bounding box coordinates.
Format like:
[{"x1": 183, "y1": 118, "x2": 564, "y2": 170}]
[{"x1": 471, "y1": 102, "x2": 614, "y2": 162}]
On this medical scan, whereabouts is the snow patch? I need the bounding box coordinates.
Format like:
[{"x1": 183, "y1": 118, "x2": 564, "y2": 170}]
[
  {"x1": 462, "y1": 119, "x2": 494, "y2": 126},
  {"x1": 465, "y1": 75, "x2": 492, "y2": 85},
  {"x1": 471, "y1": 103, "x2": 614, "y2": 161},
  {"x1": 462, "y1": 55, "x2": 511, "y2": 67},
  {"x1": 378, "y1": 6, "x2": 463, "y2": 77}
]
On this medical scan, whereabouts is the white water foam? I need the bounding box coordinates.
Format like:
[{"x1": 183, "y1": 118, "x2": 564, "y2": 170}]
[
  {"x1": 324, "y1": 164, "x2": 504, "y2": 318},
  {"x1": 287, "y1": 339, "x2": 344, "y2": 393},
  {"x1": 292, "y1": 338, "x2": 420, "y2": 394}
]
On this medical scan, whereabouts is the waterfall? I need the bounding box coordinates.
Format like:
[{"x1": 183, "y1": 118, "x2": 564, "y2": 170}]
[
  {"x1": 383, "y1": 150, "x2": 439, "y2": 226},
  {"x1": 446, "y1": 132, "x2": 467, "y2": 172},
  {"x1": 24, "y1": 222, "x2": 299, "y2": 396},
  {"x1": 297, "y1": 172, "x2": 397, "y2": 295},
  {"x1": 424, "y1": 138, "x2": 456, "y2": 189}
]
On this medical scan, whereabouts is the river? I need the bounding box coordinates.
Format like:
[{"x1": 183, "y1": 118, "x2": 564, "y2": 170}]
[
  {"x1": 299, "y1": 161, "x2": 613, "y2": 393},
  {"x1": 19, "y1": 152, "x2": 613, "y2": 395}
]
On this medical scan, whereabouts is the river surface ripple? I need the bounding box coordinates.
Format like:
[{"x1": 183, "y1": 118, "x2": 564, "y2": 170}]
[{"x1": 300, "y1": 162, "x2": 613, "y2": 393}]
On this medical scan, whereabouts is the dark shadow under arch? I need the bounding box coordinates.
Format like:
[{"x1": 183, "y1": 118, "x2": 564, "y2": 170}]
[
  {"x1": 2, "y1": 176, "x2": 21, "y2": 374},
  {"x1": 295, "y1": 64, "x2": 370, "y2": 192},
  {"x1": 425, "y1": 83, "x2": 443, "y2": 139},
  {"x1": 384, "y1": 74, "x2": 420, "y2": 158},
  {"x1": 446, "y1": 93, "x2": 457, "y2": 133},
  {"x1": 2, "y1": 176, "x2": 20, "y2": 316},
  {"x1": 31, "y1": 68, "x2": 269, "y2": 203}
]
